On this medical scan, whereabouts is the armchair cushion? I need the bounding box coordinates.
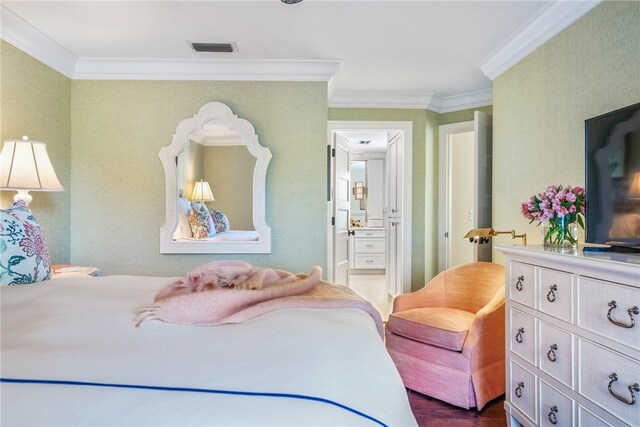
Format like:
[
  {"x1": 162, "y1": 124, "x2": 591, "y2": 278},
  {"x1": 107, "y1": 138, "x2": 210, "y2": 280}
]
[{"x1": 387, "y1": 307, "x2": 475, "y2": 352}]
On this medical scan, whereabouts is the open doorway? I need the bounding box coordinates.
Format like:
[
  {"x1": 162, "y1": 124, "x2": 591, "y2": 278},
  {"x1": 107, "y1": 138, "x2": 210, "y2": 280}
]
[
  {"x1": 438, "y1": 112, "x2": 492, "y2": 272},
  {"x1": 327, "y1": 121, "x2": 413, "y2": 313}
]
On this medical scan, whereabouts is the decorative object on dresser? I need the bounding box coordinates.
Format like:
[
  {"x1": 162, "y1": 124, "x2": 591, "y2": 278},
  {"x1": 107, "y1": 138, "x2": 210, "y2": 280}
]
[
  {"x1": 0, "y1": 136, "x2": 64, "y2": 206},
  {"x1": 350, "y1": 228, "x2": 386, "y2": 270},
  {"x1": 498, "y1": 245, "x2": 640, "y2": 427},
  {"x1": 521, "y1": 185, "x2": 585, "y2": 248},
  {"x1": 385, "y1": 262, "x2": 506, "y2": 410}
]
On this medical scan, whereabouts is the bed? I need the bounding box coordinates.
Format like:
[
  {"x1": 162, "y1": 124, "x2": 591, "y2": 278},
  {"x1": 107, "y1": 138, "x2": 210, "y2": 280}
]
[{"x1": 0, "y1": 275, "x2": 417, "y2": 426}]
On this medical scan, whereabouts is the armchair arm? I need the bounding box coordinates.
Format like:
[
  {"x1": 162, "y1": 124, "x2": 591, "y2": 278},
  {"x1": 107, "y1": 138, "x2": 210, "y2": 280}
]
[{"x1": 461, "y1": 286, "x2": 505, "y2": 369}]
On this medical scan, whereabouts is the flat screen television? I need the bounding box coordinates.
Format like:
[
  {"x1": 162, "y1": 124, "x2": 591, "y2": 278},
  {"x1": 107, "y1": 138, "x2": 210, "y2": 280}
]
[{"x1": 585, "y1": 102, "x2": 640, "y2": 248}]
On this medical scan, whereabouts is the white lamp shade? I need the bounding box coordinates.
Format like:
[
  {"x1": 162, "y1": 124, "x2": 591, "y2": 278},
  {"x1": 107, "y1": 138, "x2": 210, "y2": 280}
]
[
  {"x1": 630, "y1": 171, "x2": 640, "y2": 199},
  {"x1": 192, "y1": 180, "x2": 215, "y2": 202},
  {"x1": 0, "y1": 139, "x2": 63, "y2": 191}
]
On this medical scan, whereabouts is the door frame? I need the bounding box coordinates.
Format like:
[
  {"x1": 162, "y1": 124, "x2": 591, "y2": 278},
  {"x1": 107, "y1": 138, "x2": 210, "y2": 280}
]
[
  {"x1": 438, "y1": 120, "x2": 474, "y2": 273},
  {"x1": 327, "y1": 120, "x2": 413, "y2": 295}
]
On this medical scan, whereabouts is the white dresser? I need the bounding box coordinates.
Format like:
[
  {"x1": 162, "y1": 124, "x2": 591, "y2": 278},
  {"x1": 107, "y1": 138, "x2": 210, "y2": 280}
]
[
  {"x1": 497, "y1": 245, "x2": 640, "y2": 427},
  {"x1": 351, "y1": 228, "x2": 386, "y2": 269}
]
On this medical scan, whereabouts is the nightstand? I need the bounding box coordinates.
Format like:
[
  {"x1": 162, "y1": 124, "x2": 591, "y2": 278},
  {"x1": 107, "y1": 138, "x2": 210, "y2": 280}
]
[{"x1": 51, "y1": 265, "x2": 102, "y2": 279}]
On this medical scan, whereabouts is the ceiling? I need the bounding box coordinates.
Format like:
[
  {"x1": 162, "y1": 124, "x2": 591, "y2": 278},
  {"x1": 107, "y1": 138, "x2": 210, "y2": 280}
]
[{"x1": 1, "y1": 1, "x2": 599, "y2": 112}]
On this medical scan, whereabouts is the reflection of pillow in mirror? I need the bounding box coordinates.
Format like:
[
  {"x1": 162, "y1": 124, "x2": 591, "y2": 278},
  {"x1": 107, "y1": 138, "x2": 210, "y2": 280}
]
[
  {"x1": 1, "y1": 201, "x2": 52, "y2": 285},
  {"x1": 189, "y1": 202, "x2": 216, "y2": 239},
  {"x1": 209, "y1": 209, "x2": 230, "y2": 233},
  {"x1": 176, "y1": 197, "x2": 193, "y2": 238}
]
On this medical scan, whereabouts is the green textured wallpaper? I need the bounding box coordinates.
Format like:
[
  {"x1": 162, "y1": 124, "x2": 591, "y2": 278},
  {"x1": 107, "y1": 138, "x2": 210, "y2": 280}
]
[
  {"x1": 493, "y1": 1, "x2": 640, "y2": 261},
  {"x1": 0, "y1": 41, "x2": 71, "y2": 264},
  {"x1": 70, "y1": 81, "x2": 328, "y2": 276}
]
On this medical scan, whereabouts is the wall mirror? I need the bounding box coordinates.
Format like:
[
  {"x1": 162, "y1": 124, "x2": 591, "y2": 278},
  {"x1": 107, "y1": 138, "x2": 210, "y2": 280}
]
[
  {"x1": 349, "y1": 157, "x2": 385, "y2": 229},
  {"x1": 159, "y1": 102, "x2": 272, "y2": 253}
]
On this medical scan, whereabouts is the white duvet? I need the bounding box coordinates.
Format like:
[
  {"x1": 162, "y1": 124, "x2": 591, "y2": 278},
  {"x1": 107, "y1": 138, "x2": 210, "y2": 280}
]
[{"x1": 0, "y1": 275, "x2": 417, "y2": 426}]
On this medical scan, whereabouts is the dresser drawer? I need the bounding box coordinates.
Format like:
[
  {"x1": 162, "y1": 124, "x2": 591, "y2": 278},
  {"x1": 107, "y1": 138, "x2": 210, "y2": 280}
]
[
  {"x1": 538, "y1": 267, "x2": 573, "y2": 323},
  {"x1": 354, "y1": 254, "x2": 385, "y2": 269},
  {"x1": 510, "y1": 261, "x2": 535, "y2": 308},
  {"x1": 539, "y1": 321, "x2": 573, "y2": 388},
  {"x1": 353, "y1": 229, "x2": 385, "y2": 238},
  {"x1": 511, "y1": 309, "x2": 536, "y2": 365},
  {"x1": 539, "y1": 379, "x2": 573, "y2": 427},
  {"x1": 510, "y1": 360, "x2": 538, "y2": 424},
  {"x1": 578, "y1": 338, "x2": 640, "y2": 426},
  {"x1": 578, "y1": 406, "x2": 614, "y2": 426},
  {"x1": 577, "y1": 277, "x2": 640, "y2": 351},
  {"x1": 354, "y1": 238, "x2": 385, "y2": 253}
]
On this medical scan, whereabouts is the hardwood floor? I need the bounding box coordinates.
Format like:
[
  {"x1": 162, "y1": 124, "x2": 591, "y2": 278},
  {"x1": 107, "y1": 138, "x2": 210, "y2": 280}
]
[{"x1": 407, "y1": 390, "x2": 506, "y2": 427}]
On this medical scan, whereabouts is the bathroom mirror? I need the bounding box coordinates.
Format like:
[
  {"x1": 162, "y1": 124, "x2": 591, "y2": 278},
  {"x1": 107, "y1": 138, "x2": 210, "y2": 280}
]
[{"x1": 159, "y1": 102, "x2": 272, "y2": 253}]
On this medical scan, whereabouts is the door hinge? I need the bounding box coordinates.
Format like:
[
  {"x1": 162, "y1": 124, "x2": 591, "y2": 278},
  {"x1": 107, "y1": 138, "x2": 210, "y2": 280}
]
[
  {"x1": 445, "y1": 232, "x2": 449, "y2": 238},
  {"x1": 331, "y1": 148, "x2": 336, "y2": 157},
  {"x1": 331, "y1": 216, "x2": 335, "y2": 226}
]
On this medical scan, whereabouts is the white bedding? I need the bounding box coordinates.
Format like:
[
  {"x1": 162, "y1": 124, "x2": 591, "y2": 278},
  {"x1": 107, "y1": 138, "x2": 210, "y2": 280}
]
[{"x1": 1, "y1": 276, "x2": 416, "y2": 426}]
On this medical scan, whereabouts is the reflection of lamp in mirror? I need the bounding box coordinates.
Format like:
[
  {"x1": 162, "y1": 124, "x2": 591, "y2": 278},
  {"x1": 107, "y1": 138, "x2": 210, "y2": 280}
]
[
  {"x1": 464, "y1": 227, "x2": 527, "y2": 246},
  {"x1": 191, "y1": 180, "x2": 215, "y2": 203},
  {"x1": 629, "y1": 172, "x2": 640, "y2": 199},
  {"x1": 0, "y1": 136, "x2": 64, "y2": 206},
  {"x1": 353, "y1": 181, "x2": 366, "y2": 200}
]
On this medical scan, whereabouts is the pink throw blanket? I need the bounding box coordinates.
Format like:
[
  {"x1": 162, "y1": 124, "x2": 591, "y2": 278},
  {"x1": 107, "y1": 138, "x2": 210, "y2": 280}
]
[{"x1": 135, "y1": 261, "x2": 383, "y2": 337}]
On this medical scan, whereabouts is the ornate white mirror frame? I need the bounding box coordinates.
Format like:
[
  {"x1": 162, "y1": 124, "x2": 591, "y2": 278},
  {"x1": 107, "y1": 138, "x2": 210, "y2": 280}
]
[{"x1": 159, "y1": 102, "x2": 272, "y2": 253}]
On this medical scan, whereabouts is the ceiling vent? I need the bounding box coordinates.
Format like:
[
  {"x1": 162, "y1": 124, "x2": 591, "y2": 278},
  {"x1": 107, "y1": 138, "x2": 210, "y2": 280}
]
[{"x1": 191, "y1": 42, "x2": 235, "y2": 53}]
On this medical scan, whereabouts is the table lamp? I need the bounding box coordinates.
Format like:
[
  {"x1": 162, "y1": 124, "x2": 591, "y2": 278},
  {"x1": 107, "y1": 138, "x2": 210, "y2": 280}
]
[{"x1": 0, "y1": 136, "x2": 64, "y2": 206}]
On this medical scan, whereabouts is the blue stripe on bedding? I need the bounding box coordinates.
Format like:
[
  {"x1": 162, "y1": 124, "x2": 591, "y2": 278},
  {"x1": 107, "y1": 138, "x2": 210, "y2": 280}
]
[{"x1": 1, "y1": 377, "x2": 387, "y2": 427}]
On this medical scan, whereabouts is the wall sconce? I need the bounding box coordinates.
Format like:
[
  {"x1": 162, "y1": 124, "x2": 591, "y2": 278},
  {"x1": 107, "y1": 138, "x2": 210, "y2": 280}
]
[
  {"x1": 353, "y1": 181, "x2": 366, "y2": 200},
  {"x1": 464, "y1": 227, "x2": 527, "y2": 246},
  {"x1": 191, "y1": 179, "x2": 215, "y2": 203},
  {"x1": 629, "y1": 172, "x2": 640, "y2": 199},
  {"x1": 0, "y1": 136, "x2": 64, "y2": 206}
]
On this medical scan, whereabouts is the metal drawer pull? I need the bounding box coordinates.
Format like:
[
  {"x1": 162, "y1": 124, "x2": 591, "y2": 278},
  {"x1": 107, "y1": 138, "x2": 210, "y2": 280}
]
[
  {"x1": 547, "y1": 344, "x2": 558, "y2": 362},
  {"x1": 608, "y1": 373, "x2": 640, "y2": 405},
  {"x1": 548, "y1": 405, "x2": 558, "y2": 425},
  {"x1": 547, "y1": 284, "x2": 558, "y2": 302},
  {"x1": 515, "y1": 275, "x2": 524, "y2": 291},
  {"x1": 515, "y1": 327, "x2": 524, "y2": 344},
  {"x1": 607, "y1": 300, "x2": 639, "y2": 328},
  {"x1": 515, "y1": 382, "x2": 524, "y2": 398}
]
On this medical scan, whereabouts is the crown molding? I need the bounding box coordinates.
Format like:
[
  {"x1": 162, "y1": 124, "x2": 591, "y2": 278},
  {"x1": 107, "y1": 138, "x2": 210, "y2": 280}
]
[
  {"x1": 328, "y1": 92, "x2": 434, "y2": 110},
  {"x1": 328, "y1": 89, "x2": 492, "y2": 113},
  {"x1": 0, "y1": 5, "x2": 77, "y2": 77},
  {"x1": 72, "y1": 58, "x2": 341, "y2": 81},
  {"x1": 478, "y1": 0, "x2": 602, "y2": 80}
]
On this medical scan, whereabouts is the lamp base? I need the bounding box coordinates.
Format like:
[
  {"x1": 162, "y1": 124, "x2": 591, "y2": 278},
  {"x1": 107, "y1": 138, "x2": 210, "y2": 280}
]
[{"x1": 14, "y1": 190, "x2": 32, "y2": 206}]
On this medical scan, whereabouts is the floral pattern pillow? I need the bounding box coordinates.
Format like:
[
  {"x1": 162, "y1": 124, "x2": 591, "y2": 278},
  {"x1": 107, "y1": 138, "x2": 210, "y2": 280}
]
[
  {"x1": 0, "y1": 201, "x2": 52, "y2": 285},
  {"x1": 209, "y1": 209, "x2": 230, "y2": 233},
  {"x1": 189, "y1": 202, "x2": 216, "y2": 239}
]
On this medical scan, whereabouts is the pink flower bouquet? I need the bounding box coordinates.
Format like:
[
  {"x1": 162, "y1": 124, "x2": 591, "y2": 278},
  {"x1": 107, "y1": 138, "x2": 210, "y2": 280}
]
[{"x1": 521, "y1": 185, "x2": 585, "y2": 246}]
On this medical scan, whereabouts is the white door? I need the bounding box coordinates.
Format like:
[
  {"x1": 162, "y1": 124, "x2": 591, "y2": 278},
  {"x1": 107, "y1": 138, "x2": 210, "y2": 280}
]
[
  {"x1": 438, "y1": 112, "x2": 493, "y2": 271},
  {"x1": 387, "y1": 135, "x2": 403, "y2": 296},
  {"x1": 333, "y1": 133, "x2": 351, "y2": 286},
  {"x1": 448, "y1": 131, "x2": 475, "y2": 267}
]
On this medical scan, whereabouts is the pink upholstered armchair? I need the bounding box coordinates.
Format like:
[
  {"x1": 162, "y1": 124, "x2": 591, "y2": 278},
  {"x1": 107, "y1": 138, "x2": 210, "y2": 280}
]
[{"x1": 385, "y1": 262, "x2": 505, "y2": 410}]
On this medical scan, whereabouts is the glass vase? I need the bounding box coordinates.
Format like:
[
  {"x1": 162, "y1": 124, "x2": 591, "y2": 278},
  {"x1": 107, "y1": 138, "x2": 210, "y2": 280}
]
[{"x1": 542, "y1": 216, "x2": 578, "y2": 248}]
